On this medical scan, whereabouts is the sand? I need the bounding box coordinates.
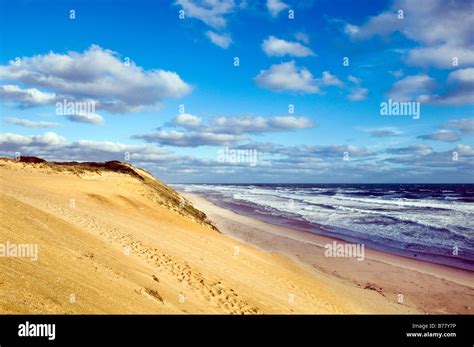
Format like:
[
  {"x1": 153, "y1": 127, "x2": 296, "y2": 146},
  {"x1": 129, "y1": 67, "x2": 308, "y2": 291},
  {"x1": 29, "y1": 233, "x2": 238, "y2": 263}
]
[
  {"x1": 183, "y1": 193, "x2": 474, "y2": 314},
  {"x1": 0, "y1": 158, "x2": 471, "y2": 314}
]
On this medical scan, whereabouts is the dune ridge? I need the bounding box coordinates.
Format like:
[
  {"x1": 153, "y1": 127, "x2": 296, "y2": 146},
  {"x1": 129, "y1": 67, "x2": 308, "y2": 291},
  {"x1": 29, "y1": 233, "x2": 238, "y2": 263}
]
[{"x1": 1, "y1": 157, "x2": 416, "y2": 313}]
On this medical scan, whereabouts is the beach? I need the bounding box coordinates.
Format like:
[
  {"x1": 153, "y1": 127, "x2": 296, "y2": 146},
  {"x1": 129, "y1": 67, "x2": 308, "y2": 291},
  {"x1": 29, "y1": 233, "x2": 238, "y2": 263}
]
[
  {"x1": 0, "y1": 158, "x2": 472, "y2": 314},
  {"x1": 183, "y1": 192, "x2": 474, "y2": 314}
]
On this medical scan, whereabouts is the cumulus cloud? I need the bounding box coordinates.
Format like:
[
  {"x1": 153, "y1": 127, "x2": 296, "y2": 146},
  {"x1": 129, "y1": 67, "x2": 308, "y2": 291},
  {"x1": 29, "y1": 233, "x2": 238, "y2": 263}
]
[
  {"x1": 235, "y1": 141, "x2": 278, "y2": 153},
  {"x1": 417, "y1": 129, "x2": 461, "y2": 142},
  {"x1": 347, "y1": 75, "x2": 368, "y2": 101},
  {"x1": 0, "y1": 131, "x2": 175, "y2": 163},
  {"x1": 0, "y1": 132, "x2": 66, "y2": 148},
  {"x1": 134, "y1": 129, "x2": 246, "y2": 147},
  {"x1": 442, "y1": 118, "x2": 474, "y2": 135},
  {"x1": 0, "y1": 84, "x2": 56, "y2": 107},
  {"x1": 211, "y1": 115, "x2": 313, "y2": 134},
  {"x1": 255, "y1": 61, "x2": 344, "y2": 94},
  {"x1": 206, "y1": 31, "x2": 232, "y2": 48},
  {"x1": 388, "y1": 69, "x2": 474, "y2": 105},
  {"x1": 348, "y1": 87, "x2": 368, "y2": 101},
  {"x1": 262, "y1": 36, "x2": 314, "y2": 57},
  {"x1": 273, "y1": 144, "x2": 371, "y2": 158},
  {"x1": 387, "y1": 74, "x2": 437, "y2": 102},
  {"x1": 294, "y1": 32, "x2": 310, "y2": 44},
  {"x1": 389, "y1": 69, "x2": 404, "y2": 78},
  {"x1": 321, "y1": 71, "x2": 344, "y2": 87},
  {"x1": 66, "y1": 140, "x2": 173, "y2": 162},
  {"x1": 406, "y1": 44, "x2": 474, "y2": 69},
  {"x1": 344, "y1": 0, "x2": 474, "y2": 69},
  {"x1": 365, "y1": 127, "x2": 401, "y2": 137},
  {"x1": 385, "y1": 144, "x2": 474, "y2": 172},
  {"x1": 65, "y1": 112, "x2": 104, "y2": 124},
  {"x1": 5, "y1": 117, "x2": 58, "y2": 128},
  {"x1": 266, "y1": 0, "x2": 288, "y2": 17},
  {"x1": 268, "y1": 116, "x2": 313, "y2": 129},
  {"x1": 175, "y1": 0, "x2": 236, "y2": 28},
  {"x1": 255, "y1": 61, "x2": 319, "y2": 93},
  {"x1": 0, "y1": 45, "x2": 192, "y2": 113},
  {"x1": 454, "y1": 144, "x2": 474, "y2": 156},
  {"x1": 387, "y1": 144, "x2": 433, "y2": 155},
  {"x1": 135, "y1": 114, "x2": 313, "y2": 147},
  {"x1": 433, "y1": 68, "x2": 474, "y2": 105},
  {"x1": 173, "y1": 113, "x2": 203, "y2": 128}
]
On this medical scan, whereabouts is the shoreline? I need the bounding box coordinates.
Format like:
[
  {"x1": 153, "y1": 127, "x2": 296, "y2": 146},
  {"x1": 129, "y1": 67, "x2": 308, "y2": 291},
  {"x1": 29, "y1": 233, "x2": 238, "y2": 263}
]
[
  {"x1": 183, "y1": 192, "x2": 474, "y2": 314},
  {"x1": 177, "y1": 189, "x2": 473, "y2": 271},
  {"x1": 215, "y1": 194, "x2": 474, "y2": 271}
]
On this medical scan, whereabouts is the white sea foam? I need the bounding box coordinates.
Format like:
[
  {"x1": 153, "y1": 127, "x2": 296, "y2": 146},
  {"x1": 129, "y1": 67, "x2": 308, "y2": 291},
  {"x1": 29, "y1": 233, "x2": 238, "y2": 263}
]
[{"x1": 172, "y1": 184, "x2": 474, "y2": 258}]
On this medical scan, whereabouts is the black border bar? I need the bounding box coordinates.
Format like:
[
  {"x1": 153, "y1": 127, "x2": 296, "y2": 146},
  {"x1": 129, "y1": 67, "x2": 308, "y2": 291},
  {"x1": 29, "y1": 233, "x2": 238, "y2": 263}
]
[{"x1": 0, "y1": 314, "x2": 472, "y2": 345}]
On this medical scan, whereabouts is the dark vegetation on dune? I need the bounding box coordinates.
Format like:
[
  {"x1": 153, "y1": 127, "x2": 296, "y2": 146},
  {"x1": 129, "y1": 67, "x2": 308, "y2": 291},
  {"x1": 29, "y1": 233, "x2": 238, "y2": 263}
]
[{"x1": 5, "y1": 156, "x2": 218, "y2": 232}]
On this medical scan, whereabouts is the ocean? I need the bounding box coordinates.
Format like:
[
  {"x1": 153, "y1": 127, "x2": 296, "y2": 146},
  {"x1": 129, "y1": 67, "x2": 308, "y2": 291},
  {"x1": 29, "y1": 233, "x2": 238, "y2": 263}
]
[{"x1": 172, "y1": 184, "x2": 474, "y2": 271}]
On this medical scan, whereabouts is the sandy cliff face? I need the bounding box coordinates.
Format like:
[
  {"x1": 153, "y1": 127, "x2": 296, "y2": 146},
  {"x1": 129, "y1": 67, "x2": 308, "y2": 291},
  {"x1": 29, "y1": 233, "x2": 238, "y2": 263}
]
[{"x1": 0, "y1": 158, "x2": 414, "y2": 314}]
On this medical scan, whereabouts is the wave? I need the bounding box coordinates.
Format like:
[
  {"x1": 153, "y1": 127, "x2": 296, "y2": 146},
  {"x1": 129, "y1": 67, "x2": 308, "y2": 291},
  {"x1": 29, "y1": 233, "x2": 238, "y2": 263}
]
[{"x1": 173, "y1": 184, "x2": 474, "y2": 266}]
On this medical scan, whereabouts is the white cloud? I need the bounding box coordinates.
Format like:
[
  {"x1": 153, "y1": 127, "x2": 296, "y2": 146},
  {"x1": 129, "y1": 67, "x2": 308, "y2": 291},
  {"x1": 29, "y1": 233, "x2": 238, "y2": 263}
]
[
  {"x1": 406, "y1": 44, "x2": 474, "y2": 69},
  {"x1": 0, "y1": 131, "x2": 66, "y2": 147},
  {"x1": 344, "y1": 12, "x2": 399, "y2": 40},
  {"x1": 269, "y1": 116, "x2": 313, "y2": 129},
  {"x1": 348, "y1": 87, "x2": 368, "y2": 101},
  {"x1": 387, "y1": 144, "x2": 434, "y2": 156},
  {"x1": 389, "y1": 69, "x2": 474, "y2": 105},
  {"x1": 364, "y1": 127, "x2": 401, "y2": 137},
  {"x1": 175, "y1": 0, "x2": 236, "y2": 28},
  {"x1": 347, "y1": 75, "x2": 361, "y2": 84},
  {"x1": 5, "y1": 117, "x2": 58, "y2": 128},
  {"x1": 344, "y1": 0, "x2": 474, "y2": 69},
  {"x1": 134, "y1": 129, "x2": 246, "y2": 147},
  {"x1": 65, "y1": 112, "x2": 104, "y2": 124},
  {"x1": 266, "y1": 0, "x2": 288, "y2": 17},
  {"x1": 135, "y1": 114, "x2": 313, "y2": 147},
  {"x1": 387, "y1": 74, "x2": 437, "y2": 102},
  {"x1": 0, "y1": 84, "x2": 56, "y2": 107},
  {"x1": 455, "y1": 144, "x2": 474, "y2": 156},
  {"x1": 206, "y1": 31, "x2": 232, "y2": 48},
  {"x1": 275, "y1": 144, "x2": 371, "y2": 158},
  {"x1": 0, "y1": 45, "x2": 192, "y2": 113},
  {"x1": 418, "y1": 129, "x2": 460, "y2": 142},
  {"x1": 435, "y1": 68, "x2": 474, "y2": 105},
  {"x1": 174, "y1": 113, "x2": 202, "y2": 128},
  {"x1": 442, "y1": 118, "x2": 474, "y2": 135},
  {"x1": 255, "y1": 62, "x2": 345, "y2": 94},
  {"x1": 389, "y1": 69, "x2": 404, "y2": 78},
  {"x1": 255, "y1": 61, "x2": 319, "y2": 94},
  {"x1": 294, "y1": 32, "x2": 310, "y2": 44},
  {"x1": 346, "y1": 75, "x2": 368, "y2": 101},
  {"x1": 0, "y1": 131, "x2": 175, "y2": 163},
  {"x1": 212, "y1": 115, "x2": 313, "y2": 133},
  {"x1": 262, "y1": 36, "x2": 314, "y2": 57},
  {"x1": 321, "y1": 71, "x2": 344, "y2": 87}
]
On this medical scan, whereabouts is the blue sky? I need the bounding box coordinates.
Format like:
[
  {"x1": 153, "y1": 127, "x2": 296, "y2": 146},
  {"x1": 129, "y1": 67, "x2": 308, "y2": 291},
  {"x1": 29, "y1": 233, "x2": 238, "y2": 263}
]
[{"x1": 0, "y1": 0, "x2": 473, "y2": 183}]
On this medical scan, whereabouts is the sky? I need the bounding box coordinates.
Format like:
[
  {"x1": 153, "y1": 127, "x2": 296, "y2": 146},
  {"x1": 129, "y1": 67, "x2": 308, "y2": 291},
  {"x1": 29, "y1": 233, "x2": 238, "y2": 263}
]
[{"x1": 0, "y1": 0, "x2": 473, "y2": 183}]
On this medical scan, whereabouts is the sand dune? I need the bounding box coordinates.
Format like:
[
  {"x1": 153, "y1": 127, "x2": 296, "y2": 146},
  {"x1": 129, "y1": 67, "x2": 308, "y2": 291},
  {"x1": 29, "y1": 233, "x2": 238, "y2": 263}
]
[{"x1": 0, "y1": 158, "x2": 420, "y2": 313}]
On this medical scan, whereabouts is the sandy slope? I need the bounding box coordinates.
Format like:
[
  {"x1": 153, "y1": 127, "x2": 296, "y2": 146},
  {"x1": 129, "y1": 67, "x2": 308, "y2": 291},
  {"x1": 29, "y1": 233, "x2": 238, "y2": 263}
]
[{"x1": 1, "y1": 158, "x2": 417, "y2": 313}]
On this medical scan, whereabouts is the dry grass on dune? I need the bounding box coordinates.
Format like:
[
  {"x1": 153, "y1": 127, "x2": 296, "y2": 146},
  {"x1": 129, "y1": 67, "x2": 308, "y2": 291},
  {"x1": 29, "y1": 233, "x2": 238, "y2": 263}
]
[{"x1": 0, "y1": 157, "x2": 415, "y2": 314}]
